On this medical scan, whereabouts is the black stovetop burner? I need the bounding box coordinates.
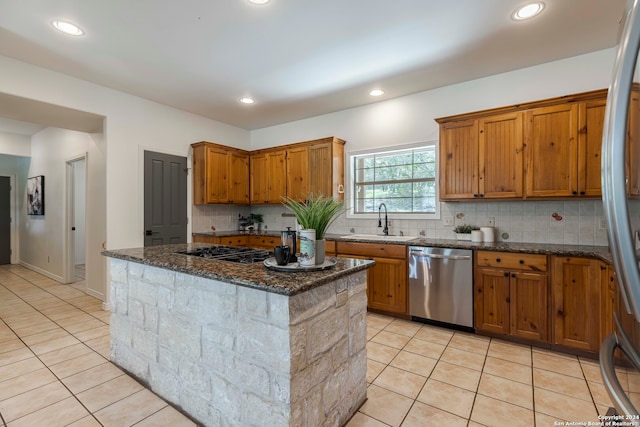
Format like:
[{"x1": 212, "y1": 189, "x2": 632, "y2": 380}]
[{"x1": 178, "y1": 245, "x2": 272, "y2": 264}]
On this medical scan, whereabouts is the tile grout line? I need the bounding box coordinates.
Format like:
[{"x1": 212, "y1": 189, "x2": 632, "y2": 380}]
[
  {"x1": 0, "y1": 278, "x2": 106, "y2": 426},
  {"x1": 0, "y1": 266, "x2": 187, "y2": 427}
]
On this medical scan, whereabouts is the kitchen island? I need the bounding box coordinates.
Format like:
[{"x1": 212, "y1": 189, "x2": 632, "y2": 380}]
[{"x1": 103, "y1": 243, "x2": 374, "y2": 427}]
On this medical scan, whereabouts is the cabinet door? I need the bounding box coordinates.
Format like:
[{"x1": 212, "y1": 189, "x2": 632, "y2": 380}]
[
  {"x1": 308, "y1": 143, "x2": 332, "y2": 198},
  {"x1": 578, "y1": 99, "x2": 606, "y2": 197},
  {"x1": 367, "y1": 257, "x2": 407, "y2": 314},
  {"x1": 287, "y1": 146, "x2": 309, "y2": 201},
  {"x1": 474, "y1": 268, "x2": 510, "y2": 335},
  {"x1": 551, "y1": 257, "x2": 601, "y2": 351},
  {"x1": 229, "y1": 151, "x2": 249, "y2": 204},
  {"x1": 478, "y1": 112, "x2": 524, "y2": 198},
  {"x1": 439, "y1": 119, "x2": 479, "y2": 199},
  {"x1": 628, "y1": 90, "x2": 640, "y2": 196},
  {"x1": 205, "y1": 146, "x2": 229, "y2": 203},
  {"x1": 250, "y1": 153, "x2": 269, "y2": 203},
  {"x1": 601, "y1": 263, "x2": 616, "y2": 343},
  {"x1": 249, "y1": 235, "x2": 280, "y2": 249},
  {"x1": 524, "y1": 104, "x2": 579, "y2": 197},
  {"x1": 192, "y1": 235, "x2": 219, "y2": 244},
  {"x1": 268, "y1": 151, "x2": 287, "y2": 203},
  {"x1": 510, "y1": 271, "x2": 548, "y2": 342}
]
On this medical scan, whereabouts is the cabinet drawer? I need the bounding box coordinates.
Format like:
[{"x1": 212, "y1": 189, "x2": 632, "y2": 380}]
[
  {"x1": 193, "y1": 235, "x2": 219, "y2": 244},
  {"x1": 476, "y1": 250, "x2": 547, "y2": 272},
  {"x1": 218, "y1": 236, "x2": 249, "y2": 246},
  {"x1": 336, "y1": 242, "x2": 407, "y2": 259},
  {"x1": 249, "y1": 235, "x2": 280, "y2": 249}
]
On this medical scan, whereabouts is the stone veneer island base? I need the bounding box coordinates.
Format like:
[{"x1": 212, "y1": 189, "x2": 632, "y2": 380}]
[{"x1": 105, "y1": 246, "x2": 372, "y2": 427}]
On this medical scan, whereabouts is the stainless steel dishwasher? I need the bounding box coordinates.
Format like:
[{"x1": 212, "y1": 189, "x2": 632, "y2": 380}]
[{"x1": 408, "y1": 246, "x2": 473, "y2": 330}]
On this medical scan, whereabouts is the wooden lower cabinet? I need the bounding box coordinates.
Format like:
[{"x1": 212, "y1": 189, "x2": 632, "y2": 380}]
[
  {"x1": 248, "y1": 235, "x2": 280, "y2": 249},
  {"x1": 475, "y1": 267, "x2": 548, "y2": 342},
  {"x1": 551, "y1": 256, "x2": 602, "y2": 351},
  {"x1": 336, "y1": 242, "x2": 407, "y2": 315},
  {"x1": 192, "y1": 234, "x2": 248, "y2": 246},
  {"x1": 474, "y1": 251, "x2": 548, "y2": 343}
]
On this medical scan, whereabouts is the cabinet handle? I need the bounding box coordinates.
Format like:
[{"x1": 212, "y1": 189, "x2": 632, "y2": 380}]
[
  {"x1": 506, "y1": 297, "x2": 510, "y2": 303},
  {"x1": 496, "y1": 258, "x2": 501, "y2": 263},
  {"x1": 572, "y1": 191, "x2": 578, "y2": 195},
  {"x1": 473, "y1": 194, "x2": 479, "y2": 198},
  {"x1": 580, "y1": 191, "x2": 585, "y2": 195},
  {"x1": 519, "y1": 259, "x2": 524, "y2": 264},
  {"x1": 511, "y1": 273, "x2": 516, "y2": 278},
  {"x1": 504, "y1": 272, "x2": 509, "y2": 277},
  {"x1": 479, "y1": 194, "x2": 484, "y2": 198}
]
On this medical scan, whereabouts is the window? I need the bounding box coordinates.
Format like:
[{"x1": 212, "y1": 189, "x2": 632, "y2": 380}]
[{"x1": 348, "y1": 142, "x2": 439, "y2": 218}]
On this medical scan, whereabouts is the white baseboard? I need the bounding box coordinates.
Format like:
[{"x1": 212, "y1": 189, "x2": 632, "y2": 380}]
[
  {"x1": 19, "y1": 261, "x2": 64, "y2": 283},
  {"x1": 85, "y1": 286, "x2": 104, "y2": 302}
]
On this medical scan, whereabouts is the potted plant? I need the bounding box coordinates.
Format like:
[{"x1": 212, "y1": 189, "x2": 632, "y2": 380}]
[
  {"x1": 282, "y1": 194, "x2": 346, "y2": 264},
  {"x1": 248, "y1": 213, "x2": 264, "y2": 232},
  {"x1": 453, "y1": 224, "x2": 479, "y2": 241}
]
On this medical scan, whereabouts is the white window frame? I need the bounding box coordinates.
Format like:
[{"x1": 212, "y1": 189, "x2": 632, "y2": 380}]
[{"x1": 345, "y1": 140, "x2": 440, "y2": 220}]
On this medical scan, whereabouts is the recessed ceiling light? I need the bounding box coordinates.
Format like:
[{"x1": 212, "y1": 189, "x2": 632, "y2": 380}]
[
  {"x1": 512, "y1": 2, "x2": 545, "y2": 20},
  {"x1": 369, "y1": 89, "x2": 385, "y2": 97},
  {"x1": 248, "y1": 0, "x2": 270, "y2": 4},
  {"x1": 51, "y1": 20, "x2": 84, "y2": 36},
  {"x1": 239, "y1": 97, "x2": 255, "y2": 104}
]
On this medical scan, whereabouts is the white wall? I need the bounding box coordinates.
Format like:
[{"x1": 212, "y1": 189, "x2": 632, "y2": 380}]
[
  {"x1": 21, "y1": 128, "x2": 95, "y2": 283},
  {"x1": 0, "y1": 131, "x2": 30, "y2": 157},
  {"x1": 0, "y1": 54, "x2": 251, "y2": 302},
  {"x1": 242, "y1": 48, "x2": 617, "y2": 246}
]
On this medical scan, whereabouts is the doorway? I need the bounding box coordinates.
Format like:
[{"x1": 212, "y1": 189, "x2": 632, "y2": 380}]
[
  {"x1": 0, "y1": 176, "x2": 10, "y2": 264},
  {"x1": 64, "y1": 155, "x2": 87, "y2": 285},
  {"x1": 143, "y1": 150, "x2": 187, "y2": 246}
]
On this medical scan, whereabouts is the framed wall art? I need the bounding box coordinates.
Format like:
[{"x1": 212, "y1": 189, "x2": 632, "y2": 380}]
[{"x1": 27, "y1": 175, "x2": 44, "y2": 215}]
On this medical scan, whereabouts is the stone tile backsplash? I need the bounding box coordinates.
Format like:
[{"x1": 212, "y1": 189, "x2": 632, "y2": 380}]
[{"x1": 192, "y1": 200, "x2": 618, "y2": 246}]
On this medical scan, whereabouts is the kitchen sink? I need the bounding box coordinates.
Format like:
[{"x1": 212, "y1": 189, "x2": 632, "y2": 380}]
[{"x1": 340, "y1": 234, "x2": 417, "y2": 242}]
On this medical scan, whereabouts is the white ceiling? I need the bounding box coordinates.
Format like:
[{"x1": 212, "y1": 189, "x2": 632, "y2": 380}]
[{"x1": 0, "y1": 0, "x2": 628, "y2": 131}]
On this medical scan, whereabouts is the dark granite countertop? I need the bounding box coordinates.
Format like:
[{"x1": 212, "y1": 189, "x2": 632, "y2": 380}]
[
  {"x1": 193, "y1": 230, "x2": 612, "y2": 263},
  {"x1": 102, "y1": 243, "x2": 374, "y2": 296}
]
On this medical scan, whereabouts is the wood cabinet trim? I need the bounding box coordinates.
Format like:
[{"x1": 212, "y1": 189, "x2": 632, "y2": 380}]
[
  {"x1": 336, "y1": 242, "x2": 407, "y2": 259},
  {"x1": 436, "y1": 89, "x2": 608, "y2": 124}
]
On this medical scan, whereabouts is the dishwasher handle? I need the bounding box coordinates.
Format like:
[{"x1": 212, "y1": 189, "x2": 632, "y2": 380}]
[{"x1": 410, "y1": 251, "x2": 471, "y2": 261}]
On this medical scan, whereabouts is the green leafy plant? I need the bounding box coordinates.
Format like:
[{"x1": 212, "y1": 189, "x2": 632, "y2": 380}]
[
  {"x1": 282, "y1": 194, "x2": 346, "y2": 240},
  {"x1": 248, "y1": 213, "x2": 263, "y2": 224},
  {"x1": 453, "y1": 224, "x2": 479, "y2": 234}
]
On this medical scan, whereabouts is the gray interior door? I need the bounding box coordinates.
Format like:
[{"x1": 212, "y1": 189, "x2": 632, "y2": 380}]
[
  {"x1": 144, "y1": 151, "x2": 188, "y2": 246},
  {"x1": 0, "y1": 176, "x2": 10, "y2": 264}
]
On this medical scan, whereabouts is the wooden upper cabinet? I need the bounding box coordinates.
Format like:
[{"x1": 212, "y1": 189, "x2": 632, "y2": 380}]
[
  {"x1": 578, "y1": 99, "x2": 606, "y2": 197},
  {"x1": 192, "y1": 142, "x2": 250, "y2": 205},
  {"x1": 439, "y1": 119, "x2": 479, "y2": 199},
  {"x1": 524, "y1": 103, "x2": 579, "y2": 198},
  {"x1": 308, "y1": 140, "x2": 345, "y2": 200},
  {"x1": 628, "y1": 89, "x2": 640, "y2": 196},
  {"x1": 286, "y1": 145, "x2": 309, "y2": 201},
  {"x1": 250, "y1": 150, "x2": 286, "y2": 204},
  {"x1": 479, "y1": 112, "x2": 524, "y2": 198},
  {"x1": 229, "y1": 150, "x2": 250, "y2": 204},
  {"x1": 437, "y1": 89, "x2": 608, "y2": 201},
  {"x1": 250, "y1": 137, "x2": 345, "y2": 204}
]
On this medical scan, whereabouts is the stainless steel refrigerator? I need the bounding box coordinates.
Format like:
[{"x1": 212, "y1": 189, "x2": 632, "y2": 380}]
[{"x1": 601, "y1": 0, "x2": 640, "y2": 415}]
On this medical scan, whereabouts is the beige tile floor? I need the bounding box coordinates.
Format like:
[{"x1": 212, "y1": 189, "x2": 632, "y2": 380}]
[
  {"x1": 0, "y1": 263, "x2": 627, "y2": 427},
  {"x1": 0, "y1": 264, "x2": 196, "y2": 427},
  {"x1": 347, "y1": 312, "x2": 623, "y2": 427}
]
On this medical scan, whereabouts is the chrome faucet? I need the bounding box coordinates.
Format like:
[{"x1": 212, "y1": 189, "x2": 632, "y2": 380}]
[{"x1": 378, "y1": 202, "x2": 389, "y2": 236}]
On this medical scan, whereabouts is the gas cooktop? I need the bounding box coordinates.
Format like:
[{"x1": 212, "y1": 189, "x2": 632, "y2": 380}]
[{"x1": 178, "y1": 245, "x2": 272, "y2": 264}]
